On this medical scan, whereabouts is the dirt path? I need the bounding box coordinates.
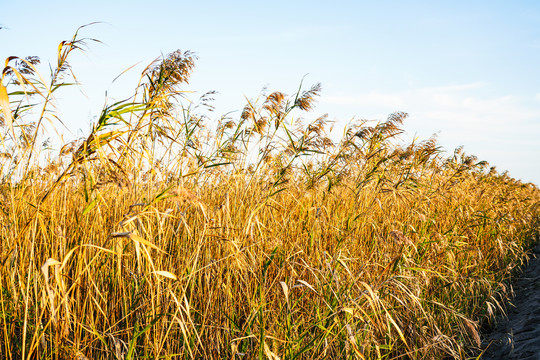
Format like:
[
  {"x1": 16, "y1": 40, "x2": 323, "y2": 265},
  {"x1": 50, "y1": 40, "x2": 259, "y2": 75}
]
[{"x1": 481, "y1": 242, "x2": 540, "y2": 359}]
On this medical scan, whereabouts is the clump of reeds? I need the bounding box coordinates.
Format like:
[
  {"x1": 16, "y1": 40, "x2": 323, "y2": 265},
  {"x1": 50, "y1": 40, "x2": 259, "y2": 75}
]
[{"x1": 0, "y1": 26, "x2": 539, "y2": 360}]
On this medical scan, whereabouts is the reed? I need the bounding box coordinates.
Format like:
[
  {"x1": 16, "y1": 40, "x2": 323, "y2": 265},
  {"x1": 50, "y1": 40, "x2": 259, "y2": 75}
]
[{"x1": 0, "y1": 26, "x2": 539, "y2": 359}]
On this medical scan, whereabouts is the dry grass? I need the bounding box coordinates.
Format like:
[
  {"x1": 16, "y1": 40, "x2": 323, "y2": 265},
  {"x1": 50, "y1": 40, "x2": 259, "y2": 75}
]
[{"x1": 1, "y1": 27, "x2": 539, "y2": 359}]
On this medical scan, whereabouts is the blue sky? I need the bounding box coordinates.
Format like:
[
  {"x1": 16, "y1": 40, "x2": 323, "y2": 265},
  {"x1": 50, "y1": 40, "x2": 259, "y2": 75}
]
[{"x1": 2, "y1": 0, "x2": 540, "y2": 183}]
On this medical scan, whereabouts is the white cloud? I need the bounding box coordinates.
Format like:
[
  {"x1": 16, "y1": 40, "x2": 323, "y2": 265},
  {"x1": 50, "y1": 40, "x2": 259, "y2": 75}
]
[
  {"x1": 321, "y1": 84, "x2": 539, "y2": 130},
  {"x1": 319, "y1": 84, "x2": 540, "y2": 183}
]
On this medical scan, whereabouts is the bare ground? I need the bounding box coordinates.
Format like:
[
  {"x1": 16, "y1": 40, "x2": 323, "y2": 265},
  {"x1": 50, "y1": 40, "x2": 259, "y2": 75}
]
[{"x1": 481, "y1": 242, "x2": 540, "y2": 359}]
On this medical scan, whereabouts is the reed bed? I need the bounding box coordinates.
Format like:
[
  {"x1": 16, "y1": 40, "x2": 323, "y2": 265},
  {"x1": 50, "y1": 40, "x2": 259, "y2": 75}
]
[{"x1": 1, "y1": 28, "x2": 539, "y2": 359}]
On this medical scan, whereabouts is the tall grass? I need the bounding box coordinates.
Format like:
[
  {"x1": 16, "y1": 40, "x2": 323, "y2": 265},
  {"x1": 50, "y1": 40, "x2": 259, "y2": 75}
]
[{"x1": 1, "y1": 27, "x2": 539, "y2": 359}]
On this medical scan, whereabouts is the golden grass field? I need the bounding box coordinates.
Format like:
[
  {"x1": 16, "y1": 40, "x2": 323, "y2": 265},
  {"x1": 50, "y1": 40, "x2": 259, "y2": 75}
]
[{"x1": 1, "y1": 28, "x2": 539, "y2": 359}]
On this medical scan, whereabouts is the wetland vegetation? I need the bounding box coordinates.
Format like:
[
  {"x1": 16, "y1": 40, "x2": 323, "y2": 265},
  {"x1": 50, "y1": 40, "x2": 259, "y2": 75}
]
[{"x1": 1, "y1": 27, "x2": 539, "y2": 359}]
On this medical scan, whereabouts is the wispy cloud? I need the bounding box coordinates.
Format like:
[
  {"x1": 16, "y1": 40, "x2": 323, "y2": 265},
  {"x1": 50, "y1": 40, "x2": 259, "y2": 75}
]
[
  {"x1": 321, "y1": 83, "x2": 539, "y2": 132},
  {"x1": 320, "y1": 84, "x2": 540, "y2": 183}
]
